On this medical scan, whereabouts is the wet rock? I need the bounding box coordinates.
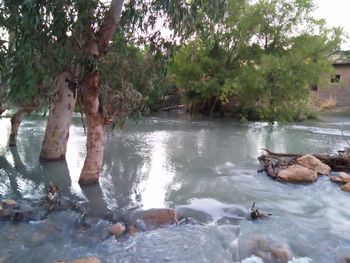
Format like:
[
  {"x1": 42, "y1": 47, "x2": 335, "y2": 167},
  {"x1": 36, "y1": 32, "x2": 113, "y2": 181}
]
[
  {"x1": 240, "y1": 234, "x2": 293, "y2": 263},
  {"x1": 297, "y1": 154, "x2": 331, "y2": 175},
  {"x1": 133, "y1": 208, "x2": 177, "y2": 226},
  {"x1": 331, "y1": 172, "x2": 350, "y2": 184},
  {"x1": 31, "y1": 233, "x2": 47, "y2": 244},
  {"x1": 277, "y1": 164, "x2": 317, "y2": 183},
  {"x1": 126, "y1": 208, "x2": 178, "y2": 233},
  {"x1": 109, "y1": 223, "x2": 126, "y2": 237},
  {"x1": 341, "y1": 183, "x2": 350, "y2": 192},
  {"x1": 2, "y1": 199, "x2": 17, "y2": 207},
  {"x1": 338, "y1": 255, "x2": 350, "y2": 263},
  {"x1": 71, "y1": 257, "x2": 101, "y2": 263}
]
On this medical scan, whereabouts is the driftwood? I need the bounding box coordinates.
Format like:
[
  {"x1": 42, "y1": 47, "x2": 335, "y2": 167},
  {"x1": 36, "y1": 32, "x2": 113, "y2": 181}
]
[{"x1": 259, "y1": 148, "x2": 350, "y2": 172}]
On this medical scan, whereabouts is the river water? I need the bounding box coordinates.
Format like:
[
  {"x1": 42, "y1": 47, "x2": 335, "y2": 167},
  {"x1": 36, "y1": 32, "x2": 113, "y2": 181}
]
[{"x1": 1, "y1": 112, "x2": 350, "y2": 262}]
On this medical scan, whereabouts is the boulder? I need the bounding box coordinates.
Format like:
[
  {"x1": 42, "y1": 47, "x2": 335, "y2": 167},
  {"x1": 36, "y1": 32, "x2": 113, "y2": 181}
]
[
  {"x1": 277, "y1": 164, "x2": 317, "y2": 183},
  {"x1": 109, "y1": 223, "x2": 125, "y2": 237},
  {"x1": 341, "y1": 183, "x2": 350, "y2": 192},
  {"x1": 331, "y1": 172, "x2": 350, "y2": 184},
  {"x1": 71, "y1": 257, "x2": 102, "y2": 263},
  {"x1": 297, "y1": 154, "x2": 331, "y2": 175}
]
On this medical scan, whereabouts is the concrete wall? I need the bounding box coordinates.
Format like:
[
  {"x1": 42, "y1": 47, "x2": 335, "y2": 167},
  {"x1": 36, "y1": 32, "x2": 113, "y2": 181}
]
[{"x1": 317, "y1": 64, "x2": 350, "y2": 107}]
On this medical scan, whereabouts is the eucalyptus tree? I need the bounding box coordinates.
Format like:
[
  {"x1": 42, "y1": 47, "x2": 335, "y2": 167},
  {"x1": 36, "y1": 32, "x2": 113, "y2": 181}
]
[
  {"x1": 0, "y1": 0, "x2": 48, "y2": 145},
  {"x1": 1, "y1": 0, "x2": 228, "y2": 184}
]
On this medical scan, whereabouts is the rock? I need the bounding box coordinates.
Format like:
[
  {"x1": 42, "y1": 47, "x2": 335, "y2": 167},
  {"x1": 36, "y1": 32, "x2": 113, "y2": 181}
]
[
  {"x1": 31, "y1": 233, "x2": 47, "y2": 244},
  {"x1": 126, "y1": 208, "x2": 178, "y2": 234},
  {"x1": 71, "y1": 257, "x2": 102, "y2": 263},
  {"x1": 337, "y1": 255, "x2": 350, "y2": 263},
  {"x1": 240, "y1": 234, "x2": 293, "y2": 263},
  {"x1": 339, "y1": 172, "x2": 350, "y2": 179},
  {"x1": 297, "y1": 154, "x2": 331, "y2": 175},
  {"x1": 128, "y1": 224, "x2": 137, "y2": 236},
  {"x1": 135, "y1": 208, "x2": 177, "y2": 226},
  {"x1": 109, "y1": 223, "x2": 126, "y2": 237},
  {"x1": 331, "y1": 172, "x2": 350, "y2": 184},
  {"x1": 341, "y1": 183, "x2": 350, "y2": 192},
  {"x1": 277, "y1": 164, "x2": 317, "y2": 183},
  {"x1": 2, "y1": 199, "x2": 17, "y2": 207}
]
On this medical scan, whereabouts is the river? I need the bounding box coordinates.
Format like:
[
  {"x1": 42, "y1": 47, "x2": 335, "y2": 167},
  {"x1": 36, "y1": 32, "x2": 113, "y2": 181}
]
[{"x1": 0, "y1": 112, "x2": 350, "y2": 262}]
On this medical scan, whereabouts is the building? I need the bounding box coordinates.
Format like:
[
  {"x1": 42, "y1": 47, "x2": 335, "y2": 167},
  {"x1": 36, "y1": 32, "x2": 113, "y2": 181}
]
[{"x1": 316, "y1": 50, "x2": 350, "y2": 108}]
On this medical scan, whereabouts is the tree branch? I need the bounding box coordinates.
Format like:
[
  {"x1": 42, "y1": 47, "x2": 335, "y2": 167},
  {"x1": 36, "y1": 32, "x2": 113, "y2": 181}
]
[{"x1": 95, "y1": 0, "x2": 124, "y2": 57}]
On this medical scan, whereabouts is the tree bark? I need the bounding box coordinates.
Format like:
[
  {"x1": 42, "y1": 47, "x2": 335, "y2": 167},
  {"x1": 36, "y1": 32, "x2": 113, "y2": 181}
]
[
  {"x1": 79, "y1": 72, "x2": 104, "y2": 184},
  {"x1": 0, "y1": 103, "x2": 5, "y2": 116},
  {"x1": 40, "y1": 71, "x2": 77, "y2": 161},
  {"x1": 78, "y1": 0, "x2": 124, "y2": 184},
  {"x1": 9, "y1": 106, "x2": 37, "y2": 146}
]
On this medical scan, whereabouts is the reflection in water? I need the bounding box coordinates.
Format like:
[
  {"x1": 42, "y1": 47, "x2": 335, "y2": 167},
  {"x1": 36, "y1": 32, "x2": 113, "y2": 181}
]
[
  {"x1": 138, "y1": 131, "x2": 175, "y2": 209},
  {"x1": 0, "y1": 118, "x2": 10, "y2": 151},
  {"x1": 1, "y1": 113, "x2": 350, "y2": 262}
]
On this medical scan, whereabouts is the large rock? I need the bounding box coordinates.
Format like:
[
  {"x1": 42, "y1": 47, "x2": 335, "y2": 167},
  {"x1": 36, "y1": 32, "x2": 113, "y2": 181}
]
[
  {"x1": 297, "y1": 154, "x2": 331, "y2": 175},
  {"x1": 277, "y1": 164, "x2": 317, "y2": 183},
  {"x1": 71, "y1": 257, "x2": 102, "y2": 263},
  {"x1": 341, "y1": 183, "x2": 350, "y2": 192},
  {"x1": 331, "y1": 172, "x2": 350, "y2": 184}
]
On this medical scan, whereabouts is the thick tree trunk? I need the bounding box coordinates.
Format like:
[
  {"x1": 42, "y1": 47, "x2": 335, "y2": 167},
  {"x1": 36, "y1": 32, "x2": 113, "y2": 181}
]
[
  {"x1": 40, "y1": 72, "x2": 77, "y2": 161},
  {"x1": 9, "y1": 106, "x2": 37, "y2": 146},
  {"x1": 78, "y1": 72, "x2": 105, "y2": 184},
  {"x1": 78, "y1": 0, "x2": 124, "y2": 184}
]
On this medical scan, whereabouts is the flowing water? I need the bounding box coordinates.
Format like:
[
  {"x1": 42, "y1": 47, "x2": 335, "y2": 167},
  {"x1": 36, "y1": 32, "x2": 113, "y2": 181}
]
[{"x1": 1, "y1": 112, "x2": 350, "y2": 263}]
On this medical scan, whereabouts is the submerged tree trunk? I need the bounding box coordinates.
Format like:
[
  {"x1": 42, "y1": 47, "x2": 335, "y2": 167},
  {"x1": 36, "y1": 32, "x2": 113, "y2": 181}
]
[
  {"x1": 9, "y1": 106, "x2": 37, "y2": 146},
  {"x1": 78, "y1": 0, "x2": 124, "y2": 184},
  {"x1": 40, "y1": 72, "x2": 77, "y2": 161},
  {"x1": 0, "y1": 103, "x2": 5, "y2": 116},
  {"x1": 79, "y1": 72, "x2": 105, "y2": 184}
]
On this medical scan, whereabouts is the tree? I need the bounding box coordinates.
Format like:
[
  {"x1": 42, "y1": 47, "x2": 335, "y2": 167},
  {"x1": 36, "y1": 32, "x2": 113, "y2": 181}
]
[
  {"x1": 221, "y1": 0, "x2": 342, "y2": 121},
  {"x1": 170, "y1": 0, "x2": 255, "y2": 115},
  {"x1": 170, "y1": 0, "x2": 342, "y2": 121}
]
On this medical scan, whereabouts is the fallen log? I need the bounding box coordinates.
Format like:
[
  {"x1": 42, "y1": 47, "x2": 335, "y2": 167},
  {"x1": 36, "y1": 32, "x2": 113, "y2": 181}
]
[{"x1": 259, "y1": 148, "x2": 350, "y2": 171}]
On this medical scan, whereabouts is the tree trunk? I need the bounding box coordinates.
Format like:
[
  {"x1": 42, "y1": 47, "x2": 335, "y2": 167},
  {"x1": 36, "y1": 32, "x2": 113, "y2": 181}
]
[
  {"x1": 40, "y1": 71, "x2": 77, "y2": 161},
  {"x1": 78, "y1": 0, "x2": 124, "y2": 184},
  {"x1": 9, "y1": 106, "x2": 36, "y2": 146},
  {"x1": 78, "y1": 72, "x2": 105, "y2": 185},
  {"x1": 0, "y1": 103, "x2": 5, "y2": 116}
]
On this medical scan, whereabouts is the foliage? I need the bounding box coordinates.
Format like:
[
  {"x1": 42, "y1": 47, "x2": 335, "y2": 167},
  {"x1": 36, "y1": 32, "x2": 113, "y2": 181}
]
[{"x1": 170, "y1": 0, "x2": 342, "y2": 121}]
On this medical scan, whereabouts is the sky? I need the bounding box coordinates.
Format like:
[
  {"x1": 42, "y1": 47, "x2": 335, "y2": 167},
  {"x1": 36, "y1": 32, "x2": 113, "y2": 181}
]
[{"x1": 313, "y1": 0, "x2": 350, "y2": 50}]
